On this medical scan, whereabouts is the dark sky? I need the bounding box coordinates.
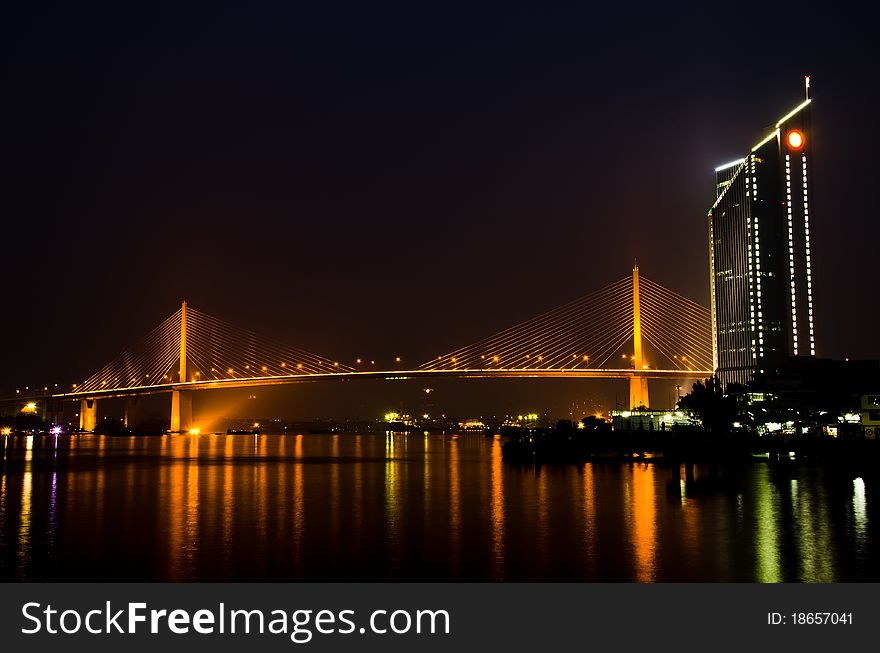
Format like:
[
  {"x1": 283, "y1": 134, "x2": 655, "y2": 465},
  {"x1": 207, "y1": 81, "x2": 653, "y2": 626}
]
[{"x1": 3, "y1": 4, "x2": 879, "y2": 417}]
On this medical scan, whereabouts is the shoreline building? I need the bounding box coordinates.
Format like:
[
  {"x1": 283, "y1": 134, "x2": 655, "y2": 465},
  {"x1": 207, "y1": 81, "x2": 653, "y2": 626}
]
[{"x1": 708, "y1": 78, "x2": 816, "y2": 388}]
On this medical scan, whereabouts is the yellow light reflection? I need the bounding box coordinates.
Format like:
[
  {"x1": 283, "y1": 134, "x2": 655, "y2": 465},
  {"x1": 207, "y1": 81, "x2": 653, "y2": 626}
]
[
  {"x1": 330, "y1": 434, "x2": 341, "y2": 552},
  {"x1": 792, "y1": 474, "x2": 834, "y2": 582},
  {"x1": 293, "y1": 435, "x2": 304, "y2": 576},
  {"x1": 536, "y1": 467, "x2": 549, "y2": 574},
  {"x1": 385, "y1": 433, "x2": 402, "y2": 574},
  {"x1": 583, "y1": 463, "x2": 597, "y2": 564},
  {"x1": 448, "y1": 436, "x2": 461, "y2": 575},
  {"x1": 185, "y1": 440, "x2": 200, "y2": 566},
  {"x1": 17, "y1": 436, "x2": 34, "y2": 574},
  {"x1": 754, "y1": 466, "x2": 781, "y2": 583},
  {"x1": 854, "y1": 477, "x2": 867, "y2": 542},
  {"x1": 490, "y1": 436, "x2": 505, "y2": 580},
  {"x1": 629, "y1": 464, "x2": 656, "y2": 582}
]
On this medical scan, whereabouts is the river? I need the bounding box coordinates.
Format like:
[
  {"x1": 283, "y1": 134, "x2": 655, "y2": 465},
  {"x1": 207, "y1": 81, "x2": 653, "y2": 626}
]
[{"x1": 0, "y1": 432, "x2": 876, "y2": 581}]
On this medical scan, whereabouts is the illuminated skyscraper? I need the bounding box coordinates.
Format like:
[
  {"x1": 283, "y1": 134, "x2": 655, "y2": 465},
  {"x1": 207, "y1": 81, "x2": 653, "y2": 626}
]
[{"x1": 708, "y1": 78, "x2": 816, "y2": 387}]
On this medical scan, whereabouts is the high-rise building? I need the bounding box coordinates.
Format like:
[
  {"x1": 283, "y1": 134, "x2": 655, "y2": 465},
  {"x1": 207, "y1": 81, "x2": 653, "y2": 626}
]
[{"x1": 708, "y1": 78, "x2": 816, "y2": 388}]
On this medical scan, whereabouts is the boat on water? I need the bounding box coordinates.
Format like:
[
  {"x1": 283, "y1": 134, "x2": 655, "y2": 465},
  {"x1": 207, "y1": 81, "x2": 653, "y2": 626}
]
[{"x1": 227, "y1": 428, "x2": 261, "y2": 435}]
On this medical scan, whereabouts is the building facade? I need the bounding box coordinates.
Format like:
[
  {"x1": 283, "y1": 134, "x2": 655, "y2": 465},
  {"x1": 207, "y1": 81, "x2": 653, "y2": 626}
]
[{"x1": 709, "y1": 81, "x2": 816, "y2": 388}]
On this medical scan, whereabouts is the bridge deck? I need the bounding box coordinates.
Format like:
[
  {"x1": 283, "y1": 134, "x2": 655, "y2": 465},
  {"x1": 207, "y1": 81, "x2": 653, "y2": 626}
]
[{"x1": 39, "y1": 367, "x2": 712, "y2": 401}]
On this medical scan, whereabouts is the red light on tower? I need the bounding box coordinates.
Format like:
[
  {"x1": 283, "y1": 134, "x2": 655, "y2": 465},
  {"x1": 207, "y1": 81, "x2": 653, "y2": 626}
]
[{"x1": 786, "y1": 129, "x2": 805, "y2": 150}]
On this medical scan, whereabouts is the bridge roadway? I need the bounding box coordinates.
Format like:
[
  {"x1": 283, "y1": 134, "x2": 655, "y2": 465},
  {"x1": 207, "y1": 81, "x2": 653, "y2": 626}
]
[{"x1": 47, "y1": 367, "x2": 711, "y2": 401}]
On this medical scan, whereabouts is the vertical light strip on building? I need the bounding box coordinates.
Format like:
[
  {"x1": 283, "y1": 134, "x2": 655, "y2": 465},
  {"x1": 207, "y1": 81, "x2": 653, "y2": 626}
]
[
  {"x1": 802, "y1": 154, "x2": 815, "y2": 355},
  {"x1": 752, "y1": 157, "x2": 763, "y2": 358},
  {"x1": 785, "y1": 154, "x2": 798, "y2": 355},
  {"x1": 708, "y1": 211, "x2": 719, "y2": 372},
  {"x1": 747, "y1": 155, "x2": 756, "y2": 363}
]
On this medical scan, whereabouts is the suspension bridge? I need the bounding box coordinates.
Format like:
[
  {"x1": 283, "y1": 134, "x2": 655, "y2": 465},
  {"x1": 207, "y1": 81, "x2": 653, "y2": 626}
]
[{"x1": 6, "y1": 266, "x2": 713, "y2": 431}]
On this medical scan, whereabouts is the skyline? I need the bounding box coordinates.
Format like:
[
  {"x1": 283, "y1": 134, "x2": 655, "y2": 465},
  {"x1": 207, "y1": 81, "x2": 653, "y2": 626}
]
[{"x1": 4, "y1": 7, "x2": 880, "y2": 409}]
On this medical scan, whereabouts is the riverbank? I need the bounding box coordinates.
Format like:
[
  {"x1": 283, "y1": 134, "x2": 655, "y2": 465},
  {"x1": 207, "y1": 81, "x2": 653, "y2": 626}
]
[{"x1": 500, "y1": 424, "x2": 880, "y2": 469}]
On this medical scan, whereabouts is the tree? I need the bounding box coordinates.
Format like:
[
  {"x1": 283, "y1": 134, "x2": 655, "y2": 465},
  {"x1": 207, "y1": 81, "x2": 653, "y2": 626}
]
[{"x1": 677, "y1": 376, "x2": 737, "y2": 435}]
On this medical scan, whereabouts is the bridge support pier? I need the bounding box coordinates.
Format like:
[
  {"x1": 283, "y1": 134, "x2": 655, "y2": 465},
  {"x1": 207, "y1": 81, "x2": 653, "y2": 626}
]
[
  {"x1": 46, "y1": 399, "x2": 64, "y2": 426},
  {"x1": 170, "y1": 390, "x2": 192, "y2": 433},
  {"x1": 79, "y1": 399, "x2": 98, "y2": 432},
  {"x1": 124, "y1": 396, "x2": 140, "y2": 428},
  {"x1": 629, "y1": 377, "x2": 649, "y2": 410}
]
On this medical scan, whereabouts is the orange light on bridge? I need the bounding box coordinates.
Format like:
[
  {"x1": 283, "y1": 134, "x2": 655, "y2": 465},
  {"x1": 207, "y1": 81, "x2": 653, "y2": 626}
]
[{"x1": 786, "y1": 129, "x2": 805, "y2": 150}]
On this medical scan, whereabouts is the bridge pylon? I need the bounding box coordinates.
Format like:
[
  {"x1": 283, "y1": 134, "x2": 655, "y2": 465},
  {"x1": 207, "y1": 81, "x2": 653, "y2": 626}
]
[
  {"x1": 169, "y1": 300, "x2": 192, "y2": 433},
  {"x1": 629, "y1": 264, "x2": 649, "y2": 409}
]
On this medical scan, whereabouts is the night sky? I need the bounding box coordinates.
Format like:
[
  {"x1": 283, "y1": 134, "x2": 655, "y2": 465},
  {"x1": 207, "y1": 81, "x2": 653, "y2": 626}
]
[{"x1": 3, "y1": 5, "x2": 879, "y2": 418}]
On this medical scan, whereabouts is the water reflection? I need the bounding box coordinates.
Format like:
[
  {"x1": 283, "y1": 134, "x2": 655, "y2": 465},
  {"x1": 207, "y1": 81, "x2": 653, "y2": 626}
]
[
  {"x1": 0, "y1": 433, "x2": 877, "y2": 582},
  {"x1": 628, "y1": 464, "x2": 656, "y2": 583},
  {"x1": 582, "y1": 463, "x2": 597, "y2": 573},
  {"x1": 447, "y1": 436, "x2": 460, "y2": 576},
  {"x1": 754, "y1": 465, "x2": 781, "y2": 583},
  {"x1": 384, "y1": 433, "x2": 402, "y2": 576},
  {"x1": 17, "y1": 435, "x2": 33, "y2": 576},
  {"x1": 490, "y1": 436, "x2": 505, "y2": 580},
  {"x1": 853, "y1": 477, "x2": 867, "y2": 542},
  {"x1": 293, "y1": 435, "x2": 304, "y2": 577}
]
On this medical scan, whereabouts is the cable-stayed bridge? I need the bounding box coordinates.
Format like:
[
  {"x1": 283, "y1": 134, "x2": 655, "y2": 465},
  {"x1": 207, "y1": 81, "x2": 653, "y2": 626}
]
[{"x1": 7, "y1": 266, "x2": 713, "y2": 431}]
